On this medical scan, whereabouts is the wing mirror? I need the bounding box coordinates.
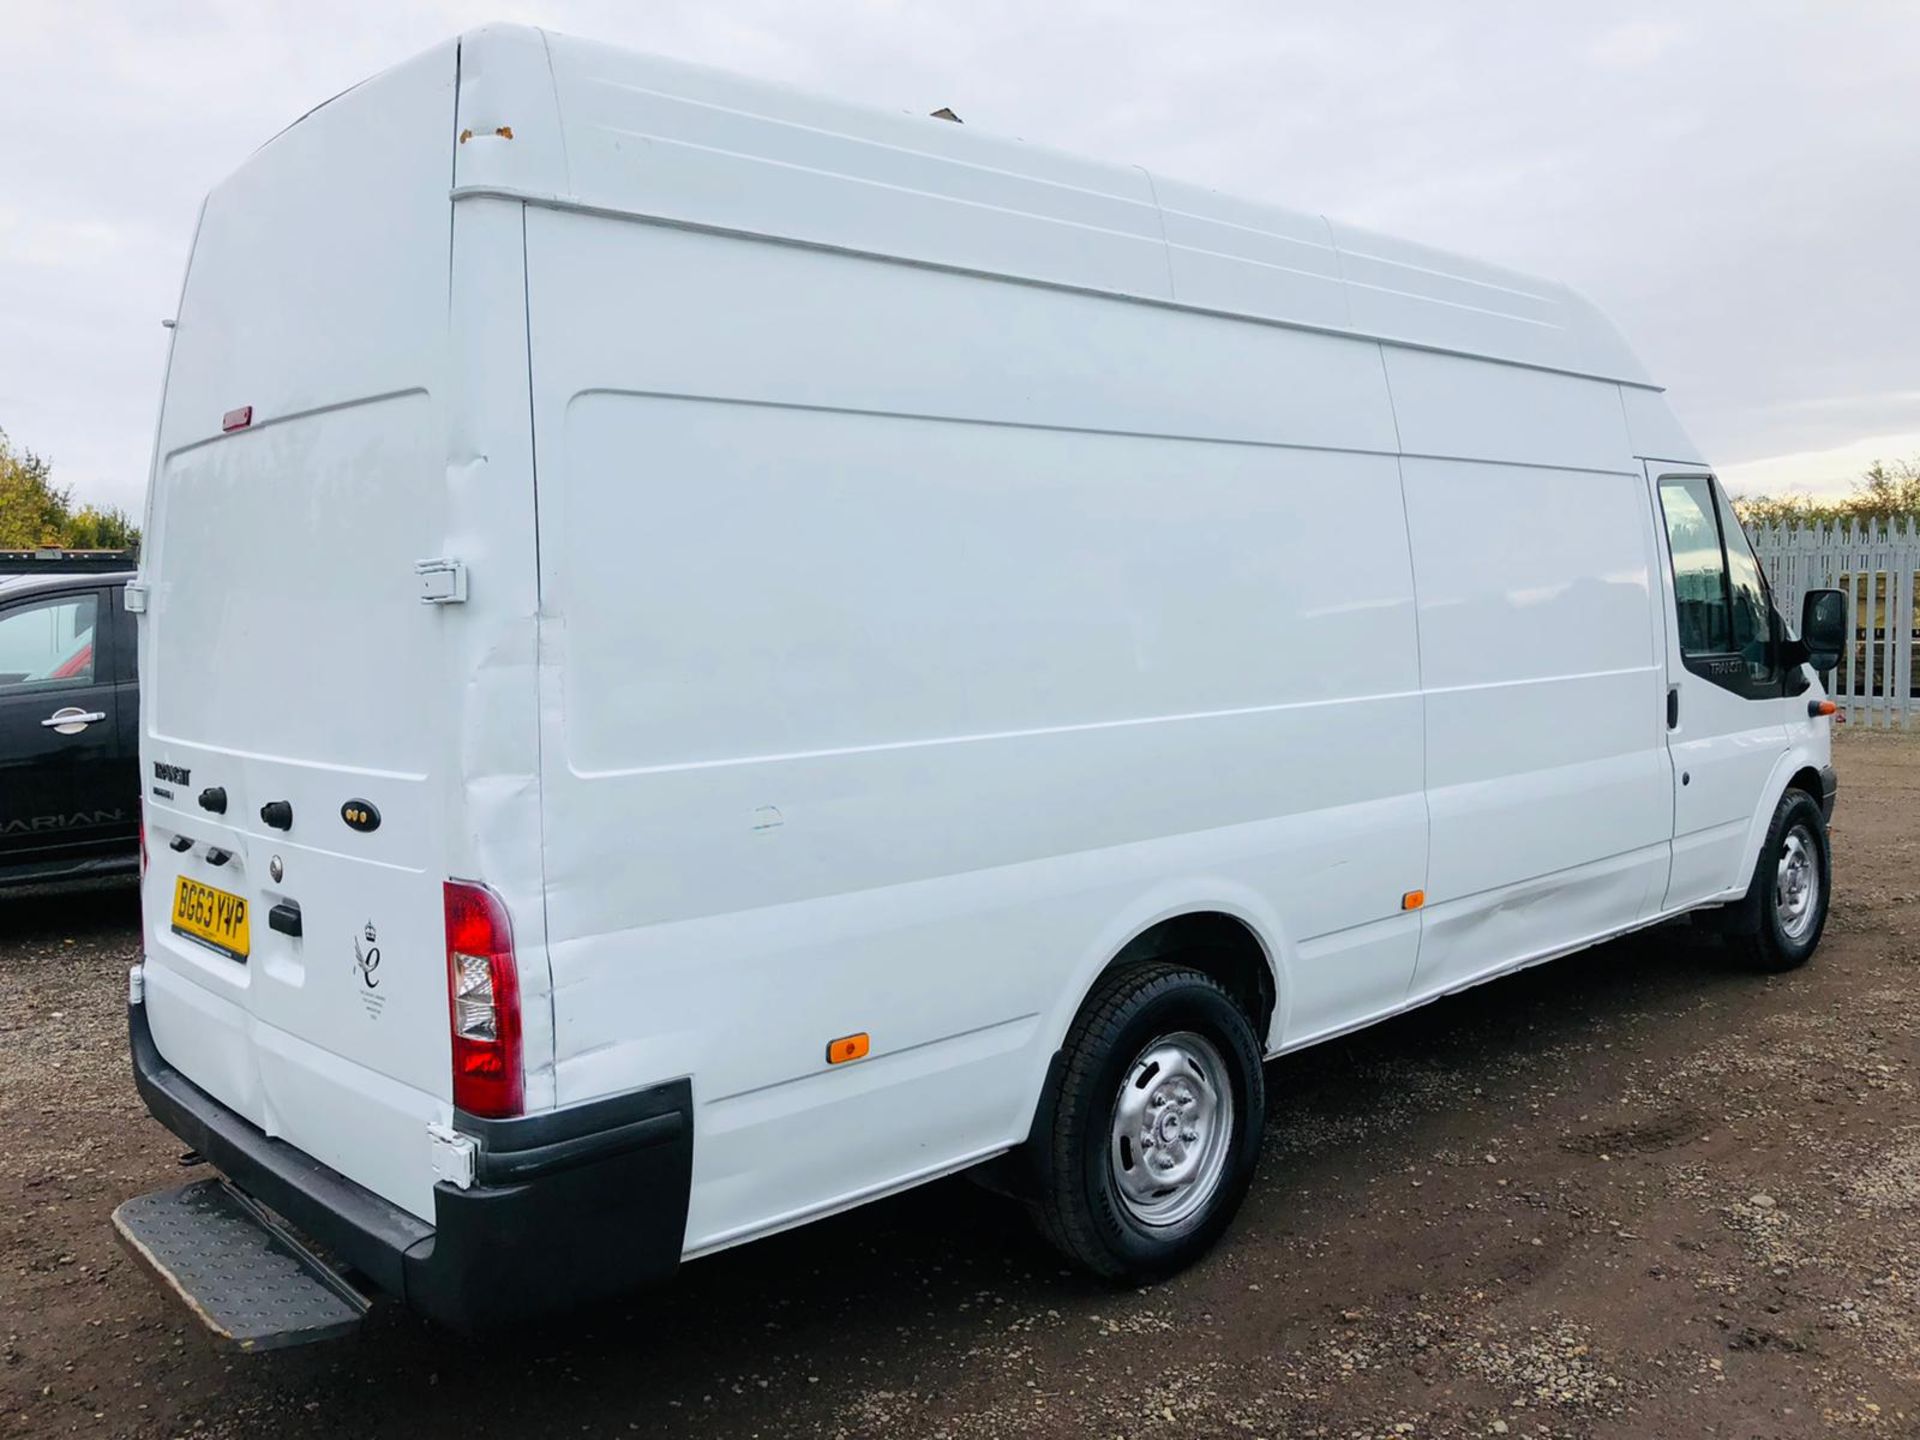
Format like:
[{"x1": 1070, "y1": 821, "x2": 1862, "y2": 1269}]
[{"x1": 1794, "y1": 587, "x2": 1848, "y2": 672}]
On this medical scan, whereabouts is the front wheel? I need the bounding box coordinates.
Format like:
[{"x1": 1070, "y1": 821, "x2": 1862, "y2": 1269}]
[
  {"x1": 1723, "y1": 788, "x2": 1832, "y2": 972},
  {"x1": 1025, "y1": 963, "x2": 1265, "y2": 1281}
]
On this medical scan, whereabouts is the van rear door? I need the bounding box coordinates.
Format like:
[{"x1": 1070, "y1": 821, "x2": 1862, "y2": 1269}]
[{"x1": 136, "y1": 44, "x2": 465, "y2": 1221}]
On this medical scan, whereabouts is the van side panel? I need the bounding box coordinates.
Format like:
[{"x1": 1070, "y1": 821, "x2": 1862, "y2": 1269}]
[
  {"x1": 1387, "y1": 351, "x2": 1672, "y2": 996},
  {"x1": 524, "y1": 211, "x2": 1427, "y2": 1253}
]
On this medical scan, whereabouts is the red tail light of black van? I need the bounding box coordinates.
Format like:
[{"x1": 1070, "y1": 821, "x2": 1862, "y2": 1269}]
[{"x1": 443, "y1": 880, "x2": 524, "y2": 1118}]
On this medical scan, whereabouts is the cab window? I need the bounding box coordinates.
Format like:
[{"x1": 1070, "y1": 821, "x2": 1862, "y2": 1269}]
[
  {"x1": 1657, "y1": 479, "x2": 1731, "y2": 656},
  {"x1": 0, "y1": 593, "x2": 99, "y2": 691},
  {"x1": 1656, "y1": 475, "x2": 1781, "y2": 696}
]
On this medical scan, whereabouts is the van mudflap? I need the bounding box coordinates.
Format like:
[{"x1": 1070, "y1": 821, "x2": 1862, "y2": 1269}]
[{"x1": 111, "y1": 1179, "x2": 371, "y2": 1351}]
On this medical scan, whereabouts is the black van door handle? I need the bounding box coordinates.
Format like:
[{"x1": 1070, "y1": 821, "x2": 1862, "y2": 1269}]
[
  {"x1": 268, "y1": 901, "x2": 302, "y2": 938},
  {"x1": 1666, "y1": 685, "x2": 1680, "y2": 730}
]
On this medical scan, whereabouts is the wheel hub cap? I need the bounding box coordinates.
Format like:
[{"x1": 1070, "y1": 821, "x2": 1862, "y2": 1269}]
[
  {"x1": 1774, "y1": 824, "x2": 1820, "y2": 942},
  {"x1": 1110, "y1": 1031, "x2": 1234, "y2": 1227}
]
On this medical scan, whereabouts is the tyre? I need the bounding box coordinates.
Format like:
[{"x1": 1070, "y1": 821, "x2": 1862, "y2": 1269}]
[
  {"x1": 1721, "y1": 787, "x2": 1831, "y2": 972},
  {"x1": 1026, "y1": 962, "x2": 1265, "y2": 1281}
]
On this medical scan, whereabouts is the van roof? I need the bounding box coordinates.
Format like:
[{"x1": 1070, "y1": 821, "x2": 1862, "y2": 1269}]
[{"x1": 433, "y1": 24, "x2": 1653, "y2": 389}]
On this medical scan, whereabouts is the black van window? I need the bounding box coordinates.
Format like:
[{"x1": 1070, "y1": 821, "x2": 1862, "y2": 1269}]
[{"x1": 0, "y1": 593, "x2": 99, "y2": 691}]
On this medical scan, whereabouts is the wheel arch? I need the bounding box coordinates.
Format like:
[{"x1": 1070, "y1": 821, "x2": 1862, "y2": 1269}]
[
  {"x1": 984, "y1": 891, "x2": 1288, "y2": 1201},
  {"x1": 1731, "y1": 747, "x2": 1830, "y2": 897},
  {"x1": 1045, "y1": 889, "x2": 1293, "y2": 1065}
]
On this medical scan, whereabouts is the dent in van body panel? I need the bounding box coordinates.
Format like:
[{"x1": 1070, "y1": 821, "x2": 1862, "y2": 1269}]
[
  {"x1": 137, "y1": 40, "x2": 560, "y2": 1225},
  {"x1": 445, "y1": 193, "x2": 559, "y2": 1108},
  {"x1": 140, "y1": 960, "x2": 447, "y2": 1220},
  {"x1": 452, "y1": 26, "x2": 570, "y2": 200},
  {"x1": 1411, "y1": 840, "x2": 1670, "y2": 1004},
  {"x1": 1398, "y1": 450, "x2": 1672, "y2": 991}
]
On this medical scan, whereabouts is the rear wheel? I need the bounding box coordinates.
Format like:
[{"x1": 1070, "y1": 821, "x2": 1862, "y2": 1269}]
[
  {"x1": 1026, "y1": 963, "x2": 1265, "y2": 1281},
  {"x1": 1722, "y1": 788, "x2": 1831, "y2": 972}
]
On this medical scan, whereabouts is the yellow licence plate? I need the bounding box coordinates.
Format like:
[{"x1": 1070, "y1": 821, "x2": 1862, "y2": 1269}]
[{"x1": 171, "y1": 875, "x2": 251, "y2": 961}]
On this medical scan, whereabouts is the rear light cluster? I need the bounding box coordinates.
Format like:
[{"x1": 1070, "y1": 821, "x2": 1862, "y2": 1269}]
[{"x1": 443, "y1": 880, "x2": 524, "y2": 1118}]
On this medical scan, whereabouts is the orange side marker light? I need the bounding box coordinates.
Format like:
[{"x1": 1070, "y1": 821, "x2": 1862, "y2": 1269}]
[
  {"x1": 1811, "y1": 699, "x2": 1838, "y2": 718},
  {"x1": 1401, "y1": 890, "x2": 1425, "y2": 911},
  {"x1": 826, "y1": 1032, "x2": 870, "y2": 1065}
]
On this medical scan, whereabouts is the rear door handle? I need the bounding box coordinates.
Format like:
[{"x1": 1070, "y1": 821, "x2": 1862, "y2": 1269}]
[{"x1": 42, "y1": 707, "x2": 106, "y2": 733}]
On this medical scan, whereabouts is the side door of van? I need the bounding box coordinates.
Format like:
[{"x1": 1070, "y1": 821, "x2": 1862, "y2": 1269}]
[
  {"x1": 1649, "y1": 467, "x2": 1792, "y2": 907},
  {"x1": 0, "y1": 586, "x2": 124, "y2": 866}
]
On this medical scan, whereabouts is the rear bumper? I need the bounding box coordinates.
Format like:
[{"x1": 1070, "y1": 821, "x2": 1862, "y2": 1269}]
[{"x1": 128, "y1": 998, "x2": 692, "y2": 1331}]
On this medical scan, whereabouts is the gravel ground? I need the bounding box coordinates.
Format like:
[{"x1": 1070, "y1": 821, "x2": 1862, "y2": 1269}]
[{"x1": 3, "y1": 727, "x2": 1918, "y2": 1439}]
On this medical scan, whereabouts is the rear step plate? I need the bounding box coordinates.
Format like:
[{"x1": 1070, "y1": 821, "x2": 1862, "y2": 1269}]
[{"x1": 112, "y1": 1179, "x2": 370, "y2": 1351}]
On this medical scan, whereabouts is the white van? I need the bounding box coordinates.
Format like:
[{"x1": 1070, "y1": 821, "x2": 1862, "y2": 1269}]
[{"x1": 118, "y1": 25, "x2": 1848, "y2": 1344}]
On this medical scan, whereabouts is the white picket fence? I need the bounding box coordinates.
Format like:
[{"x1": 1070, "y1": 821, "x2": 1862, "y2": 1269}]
[{"x1": 1749, "y1": 519, "x2": 1920, "y2": 729}]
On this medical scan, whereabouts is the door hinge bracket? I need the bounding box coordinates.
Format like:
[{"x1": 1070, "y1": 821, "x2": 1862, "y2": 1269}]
[
  {"x1": 123, "y1": 583, "x2": 148, "y2": 614},
  {"x1": 427, "y1": 1123, "x2": 477, "y2": 1189},
  {"x1": 413, "y1": 557, "x2": 468, "y2": 605}
]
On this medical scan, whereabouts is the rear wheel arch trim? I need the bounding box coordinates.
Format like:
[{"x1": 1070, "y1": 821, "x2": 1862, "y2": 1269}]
[{"x1": 1048, "y1": 895, "x2": 1292, "y2": 1064}]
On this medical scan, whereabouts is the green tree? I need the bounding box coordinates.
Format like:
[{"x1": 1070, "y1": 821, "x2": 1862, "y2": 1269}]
[
  {"x1": 0, "y1": 427, "x2": 71, "y2": 547},
  {"x1": 0, "y1": 427, "x2": 140, "y2": 554},
  {"x1": 1852, "y1": 458, "x2": 1920, "y2": 520},
  {"x1": 1734, "y1": 456, "x2": 1920, "y2": 528},
  {"x1": 64, "y1": 504, "x2": 142, "y2": 551}
]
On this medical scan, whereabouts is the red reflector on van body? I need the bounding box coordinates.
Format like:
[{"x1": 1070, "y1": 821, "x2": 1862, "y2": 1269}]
[
  {"x1": 443, "y1": 880, "x2": 524, "y2": 1118},
  {"x1": 221, "y1": 405, "x2": 252, "y2": 433}
]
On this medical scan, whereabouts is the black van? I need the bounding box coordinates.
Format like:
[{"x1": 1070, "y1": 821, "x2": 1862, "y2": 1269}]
[{"x1": 0, "y1": 551, "x2": 139, "y2": 885}]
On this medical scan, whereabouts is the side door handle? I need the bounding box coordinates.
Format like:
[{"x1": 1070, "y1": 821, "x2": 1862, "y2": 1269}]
[
  {"x1": 42, "y1": 707, "x2": 106, "y2": 734},
  {"x1": 1666, "y1": 686, "x2": 1680, "y2": 730}
]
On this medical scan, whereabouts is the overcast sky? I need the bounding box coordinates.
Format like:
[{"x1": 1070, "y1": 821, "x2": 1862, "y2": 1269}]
[{"x1": 3, "y1": 0, "x2": 1916, "y2": 517}]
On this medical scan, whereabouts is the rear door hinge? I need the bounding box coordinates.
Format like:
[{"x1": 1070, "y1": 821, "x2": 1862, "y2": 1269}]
[
  {"x1": 426, "y1": 1123, "x2": 477, "y2": 1189},
  {"x1": 413, "y1": 557, "x2": 468, "y2": 605},
  {"x1": 123, "y1": 582, "x2": 148, "y2": 614}
]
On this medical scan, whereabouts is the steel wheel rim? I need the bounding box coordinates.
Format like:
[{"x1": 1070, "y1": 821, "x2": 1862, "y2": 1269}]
[
  {"x1": 1108, "y1": 1030, "x2": 1234, "y2": 1228},
  {"x1": 1775, "y1": 824, "x2": 1820, "y2": 941}
]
